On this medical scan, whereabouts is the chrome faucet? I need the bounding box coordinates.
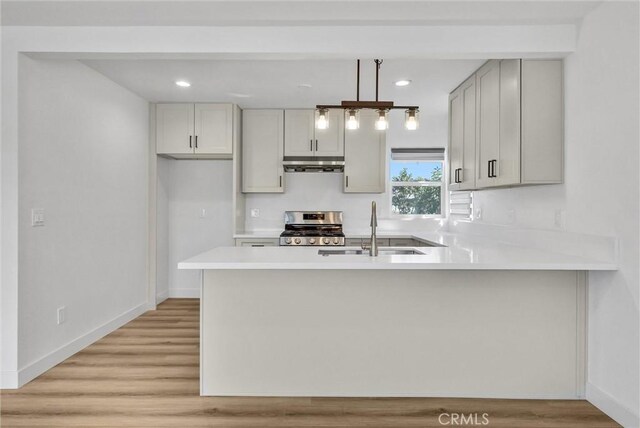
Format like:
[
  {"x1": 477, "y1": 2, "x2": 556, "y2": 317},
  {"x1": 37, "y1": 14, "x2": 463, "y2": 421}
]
[{"x1": 364, "y1": 201, "x2": 378, "y2": 257}]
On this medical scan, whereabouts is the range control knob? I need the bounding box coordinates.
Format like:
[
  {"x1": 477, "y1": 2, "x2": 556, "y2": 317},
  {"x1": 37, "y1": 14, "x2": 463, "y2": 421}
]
[
  {"x1": 323, "y1": 237, "x2": 330, "y2": 245},
  {"x1": 294, "y1": 238, "x2": 301, "y2": 245},
  {"x1": 308, "y1": 238, "x2": 316, "y2": 245},
  {"x1": 285, "y1": 237, "x2": 292, "y2": 244},
  {"x1": 333, "y1": 237, "x2": 340, "y2": 244}
]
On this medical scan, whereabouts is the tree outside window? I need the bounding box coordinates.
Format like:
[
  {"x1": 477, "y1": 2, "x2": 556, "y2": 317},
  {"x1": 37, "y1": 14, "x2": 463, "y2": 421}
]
[{"x1": 391, "y1": 161, "x2": 443, "y2": 215}]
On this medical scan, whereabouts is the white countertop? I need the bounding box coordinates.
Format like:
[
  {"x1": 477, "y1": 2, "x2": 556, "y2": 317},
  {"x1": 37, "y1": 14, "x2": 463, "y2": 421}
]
[{"x1": 183, "y1": 232, "x2": 617, "y2": 271}]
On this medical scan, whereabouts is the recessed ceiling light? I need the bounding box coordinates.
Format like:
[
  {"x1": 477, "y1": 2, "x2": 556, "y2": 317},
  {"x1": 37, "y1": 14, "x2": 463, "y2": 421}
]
[
  {"x1": 175, "y1": 80, "x2": 191, "y2": 88},
  {"x1": 395, "y1": 80, "x2": 411, "y2": 87}
]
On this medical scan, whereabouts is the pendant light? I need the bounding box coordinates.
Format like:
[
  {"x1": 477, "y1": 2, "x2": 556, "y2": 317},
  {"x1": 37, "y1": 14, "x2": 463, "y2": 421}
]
[
  {"x1": 316, "y1": 108, "x2": 329, "y2": 130},
  {"x1": 345, "y1": 109, "x2": 360, "y2": 130},
  {"x1": 375, "y1": 109, "x2": 389, "y2": 130},
  {"x1": 405, "y1": 108, "x2": 419, "y2": 130},
  {"x1": 316, "y1": 59, "x2": 420, "y2": 131}
]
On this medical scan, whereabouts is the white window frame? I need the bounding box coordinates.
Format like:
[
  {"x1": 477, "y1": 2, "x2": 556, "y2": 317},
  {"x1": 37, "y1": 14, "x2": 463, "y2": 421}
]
[{"x1": 389, "y1": 149, "x2": 446, "y2": 218}]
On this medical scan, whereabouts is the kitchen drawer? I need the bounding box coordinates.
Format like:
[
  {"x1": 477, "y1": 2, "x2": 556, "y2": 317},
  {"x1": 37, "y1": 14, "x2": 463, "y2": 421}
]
[
  {"x1": 388, "y1": 238, "x2": 417, "y2": 247},
  {"x1": 235, "y1": 238, "x2": 279, "y2": 247},
  {"x1": 346, "y1": 238, "x2": 390, "y2": 247}
]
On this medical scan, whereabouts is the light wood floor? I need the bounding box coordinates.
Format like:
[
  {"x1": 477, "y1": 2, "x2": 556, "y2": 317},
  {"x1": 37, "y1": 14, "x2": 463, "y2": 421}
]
[{"x1": 1, "y1": 298, "x2": 619, "y2": 427}]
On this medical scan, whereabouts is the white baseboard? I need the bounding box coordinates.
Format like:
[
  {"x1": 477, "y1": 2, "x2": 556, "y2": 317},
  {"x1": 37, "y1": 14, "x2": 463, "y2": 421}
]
[
  {"x1": 156, "y1": 290, "x2": 169, "y2": 304},
  {"x1": 169, "y1": 288, "x2": 200, "y2": 298},
  {"x1": 587, "y1": 382, "x2": 639, "y2": 427},
  {"x1": 14, "y1": 302, "x2": 148, "y2": 388}
]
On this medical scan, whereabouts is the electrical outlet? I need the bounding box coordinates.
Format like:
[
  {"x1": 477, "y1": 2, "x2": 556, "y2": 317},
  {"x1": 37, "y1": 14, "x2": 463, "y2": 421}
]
[
  {"x1": 57, "y1": 306, "x2": 66, "y2": 325},
  {"x1": 251, "y1": 209, "x2": 260, "y2": 218},
  {"x1": 31, "y1": 208, "x2": 45, "y2": 227}
]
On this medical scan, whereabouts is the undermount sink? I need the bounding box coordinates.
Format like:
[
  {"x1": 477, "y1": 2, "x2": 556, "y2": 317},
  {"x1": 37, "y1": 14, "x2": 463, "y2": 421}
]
[{"x1": 319, "y1": 248, "x2": 425, "y2": 256}]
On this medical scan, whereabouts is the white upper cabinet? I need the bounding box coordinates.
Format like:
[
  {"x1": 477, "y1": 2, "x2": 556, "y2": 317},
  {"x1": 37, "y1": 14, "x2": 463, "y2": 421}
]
[
  {"x1": 194, "y1": 104, "x2": 233, "y2": 155},
  {"x1": 520, "y1": 60, "x2": 564, "y2": 184},
  {"x1": 314, "y1": 109, "x2": 344, "y2": 157},
  {"x1": 449, "y1": 74, "x2": 476, "y2": 191},
  {"x1": 497, "y1": 59, "x2": 521, "y2": 187},
  {"x1": 344, "y1": 111, "x2": 386, "y2": 193},
  {"x1": 284, "y1": 109, "x2": 344, "y2": 158},
  {"x1": 452, "y1": 58, "x2": 563, "y2": 190},
  {"x1": 284, "y1": 110, "x2": 315, "y2": 157},
  {"x1": 242, "y1": 110, "x2": 284, "y2": 193},
  {"x1": 156, "y1": 103, "x2": 194, "y2": 155},
  {"x1": 156, "y1": 103, "x2": 233, "y2": 158},
  {"x1": 475, "y1": 60, "x2": 501, "y2": 189}
]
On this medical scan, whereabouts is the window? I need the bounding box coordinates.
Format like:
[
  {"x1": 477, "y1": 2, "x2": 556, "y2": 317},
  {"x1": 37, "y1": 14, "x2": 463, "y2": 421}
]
[{"x1": 390, "y1": 148, "x2": 445, "y2": 216}]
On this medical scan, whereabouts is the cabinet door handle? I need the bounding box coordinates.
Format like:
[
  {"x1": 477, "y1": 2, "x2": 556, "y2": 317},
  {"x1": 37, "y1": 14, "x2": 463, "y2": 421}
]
[
  {"x1": 487, "y1": 160, "x2": 492, "y2": 178},
  {"x1": 195, "y1": 135, "x2": 198, "y2": 149},
  {"x1": 310, "y1": 139, "x2": 313, "y2": 151},
  {"x1": 458, "y1": 168, "x2": 463, "y2": 183},
  {"x1": 490, "y1": 160, "x2": 497, "y2": 178},
  {"x1": 454, "y1": 168, "x2": 458, "y2": 183},
  {"x1": 346, "y1": 176, "x2": 349, "y2": 187},
  {"x1": 279, "y1": 175, "x2": 282, "y2": 188},
  {"x1": 315, "y1": 139, "x2": 318, "y2": 151},
  {"x1": 189, "y1": 135, "x2": 192, "y2": 148}
]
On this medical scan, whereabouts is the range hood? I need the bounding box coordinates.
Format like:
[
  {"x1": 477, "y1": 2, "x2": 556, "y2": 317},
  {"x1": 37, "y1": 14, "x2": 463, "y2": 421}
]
[{"x1": 282, "y1": 157, "x2": 345, "y2": 172}]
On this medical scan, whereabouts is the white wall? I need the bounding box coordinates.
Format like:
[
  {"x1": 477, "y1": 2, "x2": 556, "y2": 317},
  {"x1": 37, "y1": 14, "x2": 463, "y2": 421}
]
[
  {"x1": 456, "y1": 3, "x2": 639, "y2": 425},
  {"x1": 245, "y1": 112, "x2": 448, "y2": 233},
  {"x1": 17, "y1": 58, "x2": 150, "y2": 375},
  {"x1": 157, "y1": 160, "x2": 234, "y2": 298}
]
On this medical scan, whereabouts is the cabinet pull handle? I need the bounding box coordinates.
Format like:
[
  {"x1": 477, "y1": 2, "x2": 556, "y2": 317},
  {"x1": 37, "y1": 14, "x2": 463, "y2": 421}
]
[
  {"x1": 346, "y1": 176, "x2": 349, "y2": 187},
  {"x1": 454, "y1": 169, "x2": 458, "y2": 183},
  {"x1": 490, "y1": 160, "x2": 497, "y2": 178},
  {"x1": 195, "y1": 135, "x2": 198, "y2": 149},
  {"x1": 458, "y1": 168, "x2": 463, "y2": 183},
  {"x1": 310, "y1": 139, "x2": 313, "y2": 151},
  {"x1": 189, "y1": 135, "x2": 192, "y2": 148},
  {"x1": 315, "y1": 139, "x2": 318, "y2": 151},
  {"x1": 487, "y1": 161, "x2": 491, "y2": 178},
  {"x1": 279, "y1": 175, "x2": 282, "y2": 187}
]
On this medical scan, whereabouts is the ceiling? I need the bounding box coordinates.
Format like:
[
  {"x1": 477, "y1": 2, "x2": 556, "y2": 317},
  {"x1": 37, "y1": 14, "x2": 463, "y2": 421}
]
[
  {"x1": 2, "y1": 1, "x2": 601, "y2": 26},
  {"x1": 82, "y1": 58, "x2": 486, "y2": 114}
]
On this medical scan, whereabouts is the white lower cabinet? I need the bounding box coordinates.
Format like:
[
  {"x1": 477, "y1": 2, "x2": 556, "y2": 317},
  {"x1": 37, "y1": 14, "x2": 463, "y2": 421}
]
[
  {"x1": 242, "y1": 110, "x2": 284, "y2": 193},
  {"x1": 344, "y1": 111, "x2": 386, "y2": 193},
  {"x1": 235, "y1": 238, "x2": 279, "y2": 247}
]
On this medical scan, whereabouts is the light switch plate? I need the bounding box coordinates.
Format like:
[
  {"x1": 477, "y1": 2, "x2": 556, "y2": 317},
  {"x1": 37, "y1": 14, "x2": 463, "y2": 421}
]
[
  {"x1": 57, "y1": 306, "x2": 66, "y2": 325},
  {"x1": 31, "y1": 208, "x2": 45, "y2": 227}
]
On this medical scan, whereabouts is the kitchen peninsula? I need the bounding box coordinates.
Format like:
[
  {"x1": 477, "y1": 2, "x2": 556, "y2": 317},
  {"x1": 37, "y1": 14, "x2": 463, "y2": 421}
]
[{"x1": 179, "y1": 234, "x2": 616, "y2": 398}]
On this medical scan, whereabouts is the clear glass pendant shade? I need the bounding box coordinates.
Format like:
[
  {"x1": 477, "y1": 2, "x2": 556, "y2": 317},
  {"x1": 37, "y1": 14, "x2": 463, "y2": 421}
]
[{"x1": 405, "y1": 108, "x2": 419, "y2": 130}]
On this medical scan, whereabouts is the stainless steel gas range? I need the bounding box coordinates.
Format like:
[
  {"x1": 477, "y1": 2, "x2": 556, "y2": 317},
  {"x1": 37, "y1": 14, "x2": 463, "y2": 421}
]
[{"x1": 279, "y1": 211, "x2": 345, "y2": 246}]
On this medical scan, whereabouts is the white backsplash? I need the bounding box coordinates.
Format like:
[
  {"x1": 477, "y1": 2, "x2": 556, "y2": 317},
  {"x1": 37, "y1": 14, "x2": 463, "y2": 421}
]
[{"x1": 244, "y1": 172, "x2": 445, "y2": 233}]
